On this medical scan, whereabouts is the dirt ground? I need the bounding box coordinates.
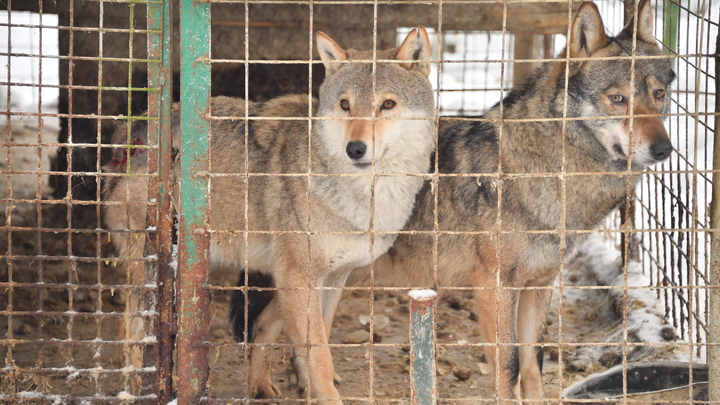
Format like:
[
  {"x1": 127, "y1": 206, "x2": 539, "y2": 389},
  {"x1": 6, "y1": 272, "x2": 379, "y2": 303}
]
[
  {"x1": 203, "y1": 241, "x2": 688, "y2": 404},
  {"x1": 0, "y1": 121, "x2": 692, "y2": 403}
]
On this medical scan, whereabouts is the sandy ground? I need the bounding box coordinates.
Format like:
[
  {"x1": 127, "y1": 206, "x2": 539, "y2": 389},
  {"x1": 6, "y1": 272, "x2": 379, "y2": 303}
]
[{"x1": 0, "y1": 122, "x2": 695, "y2": 403}]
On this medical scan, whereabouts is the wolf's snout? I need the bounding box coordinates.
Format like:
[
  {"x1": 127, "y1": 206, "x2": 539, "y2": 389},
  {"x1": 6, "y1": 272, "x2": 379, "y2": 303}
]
[
  {"x1": 651, "y1": 140, "x2": 673, "y2": 161},
  {"x1": 346, "y1": 141, "x2": 367, "y2": 159}
]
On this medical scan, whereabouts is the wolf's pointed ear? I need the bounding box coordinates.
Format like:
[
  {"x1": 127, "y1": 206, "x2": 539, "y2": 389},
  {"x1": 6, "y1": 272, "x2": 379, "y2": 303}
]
[
  {"x1": 620, "y1": 0, "x2": 656, "y2": 43},
  {"x1": 396, "y1": 26, "x2": 431, "y2": 77},
  {"x1": 569, "y1": 2, "x2": 610, "y2": 58},
  {"x1": 316, "y1": 31, "x2": 348, "y2": 76}
]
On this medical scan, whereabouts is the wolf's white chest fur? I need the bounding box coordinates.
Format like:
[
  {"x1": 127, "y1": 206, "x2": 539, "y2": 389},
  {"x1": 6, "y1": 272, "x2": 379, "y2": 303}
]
[
  {"x1": 312, "y1": 173, "x2": 424, "y2": 271},
  {"x1": 210, "y1": 167, "x2": 425, "y2": 276}
]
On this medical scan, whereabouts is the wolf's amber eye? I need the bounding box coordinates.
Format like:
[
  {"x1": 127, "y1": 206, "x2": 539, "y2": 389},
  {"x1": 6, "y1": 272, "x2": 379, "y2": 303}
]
[
  {"x1": 381, "y1": 99, "x2": 396, "y2": 110},
  {"x1": 340, "y1": 99, "x2": 350, "y2": 111},
  {"x1": 609, "y1": 94, "x2": 626, "y2": 105},
  {"x1": 654, "y1": 89, "x2": 665, "y2": 100}
]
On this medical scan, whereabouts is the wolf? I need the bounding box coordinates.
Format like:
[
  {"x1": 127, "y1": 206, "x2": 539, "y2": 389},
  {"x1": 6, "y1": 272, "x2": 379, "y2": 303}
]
[
  {"x1": 238, "y1": 0, "x2": 674, "y2": 402},
  {"x1": 102, "y1": 27, "x2": 436, "y2": 403},
  {"x1": 102, "y1": 118, "x2": 153, "y2": 378}
]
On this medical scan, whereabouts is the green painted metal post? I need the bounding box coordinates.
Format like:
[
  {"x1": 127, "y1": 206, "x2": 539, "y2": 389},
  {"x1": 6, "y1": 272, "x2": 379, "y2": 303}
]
[
  {"x1": 178, "y1": 0, "x2": 212, "y2": 402},
  {"x1": 409, "y1": 290, "x2": 438, "y2": 405},
  {"x1": 146, "y1": 0, "x2": 174, "y2": 402}
]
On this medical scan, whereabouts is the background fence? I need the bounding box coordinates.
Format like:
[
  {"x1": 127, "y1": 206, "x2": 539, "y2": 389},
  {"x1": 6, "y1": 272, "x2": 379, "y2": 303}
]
[{"x1": 0, "y1": 0, "x2": 717, "y2": 403}]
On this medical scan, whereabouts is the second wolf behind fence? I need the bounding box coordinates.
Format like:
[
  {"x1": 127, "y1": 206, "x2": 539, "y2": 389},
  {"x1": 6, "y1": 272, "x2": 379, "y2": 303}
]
[
  {"x1": 103, "y1": 28, "x2": 436, "y2": 402},
  {"x1": 238, "y1": 0, "x2": 675, "y2": 403}
]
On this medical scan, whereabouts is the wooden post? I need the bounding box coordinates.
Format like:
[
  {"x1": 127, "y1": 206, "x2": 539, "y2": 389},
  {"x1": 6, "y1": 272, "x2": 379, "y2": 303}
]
[{"x1": 512, "y1": 32, "x2": 542, "y2": 88}]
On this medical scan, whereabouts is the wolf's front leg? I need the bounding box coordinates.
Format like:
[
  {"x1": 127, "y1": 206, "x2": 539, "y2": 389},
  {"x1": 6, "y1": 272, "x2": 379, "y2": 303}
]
[
  {"x1": 517, "y1": 287, "x2": 552, "y2": 403},
  {"x1": 275, "y1": 265, "x2": 341, "y2": 404},
  {"x1": 247, "y1": 298, "x2": 284, "y2": 398},
  {"x1": 294, "y1": 269, "x2": 351, "y2": 394},
  {"x1": 473, "y1": 286, "x2": 522, "y2": 404}
]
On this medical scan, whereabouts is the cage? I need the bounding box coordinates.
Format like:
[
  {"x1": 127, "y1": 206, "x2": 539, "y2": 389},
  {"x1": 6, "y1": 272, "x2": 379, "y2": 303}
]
[{"x1": 0, "y1": 0, "x2": 717, "y2": 403}]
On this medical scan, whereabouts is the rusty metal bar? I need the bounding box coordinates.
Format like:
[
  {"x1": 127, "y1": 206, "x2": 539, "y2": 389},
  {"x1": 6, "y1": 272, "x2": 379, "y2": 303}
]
[
  {"x1": 709, "y1": 26, "x2": 720, "y2": 405},
  {"x1": 147, "y1": 0, "x2": 174, "y2": 402},
  {"x1": 408, "y1": 289, "x2": 438, "y2": 405},
  {"x1": 177, "y1": 0, "x2": 212, "y2": 402}
]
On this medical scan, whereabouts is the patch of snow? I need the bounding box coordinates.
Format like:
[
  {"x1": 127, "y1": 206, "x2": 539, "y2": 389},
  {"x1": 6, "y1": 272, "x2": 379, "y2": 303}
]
[
  {"x1": 17, "y1": 391, "x2": 44, "y2": 398},
  {"x1": 550, "y1": 234, "x2": 692, "y2": 375},
  {"x1": 142, "y1": 335, "x2": 158, "y2": 344},
  {"x1": 116, "y1": 391, "x2": 135, "y2": 400},
  {"x1": 408, "y1": 289, "x2": 437, "y2": 301}
]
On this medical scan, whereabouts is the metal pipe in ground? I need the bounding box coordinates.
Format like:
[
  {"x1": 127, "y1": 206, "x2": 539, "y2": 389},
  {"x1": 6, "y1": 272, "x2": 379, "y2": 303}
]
[{"x1": 408, "y1": 289, "x2": 438, "y2": 405}]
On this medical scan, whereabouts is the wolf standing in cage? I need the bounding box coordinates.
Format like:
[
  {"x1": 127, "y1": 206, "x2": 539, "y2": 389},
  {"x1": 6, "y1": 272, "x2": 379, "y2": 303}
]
[
  {"x1": 103, "y1": 28, "x2": 436, "y2": 402},
  {"x1": 240, "y1": 0, "x2": 675, "y2": 403}
]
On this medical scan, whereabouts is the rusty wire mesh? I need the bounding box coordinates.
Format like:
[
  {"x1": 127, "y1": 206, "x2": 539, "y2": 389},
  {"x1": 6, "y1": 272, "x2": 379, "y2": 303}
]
[
  {"x1": 1, "y1": 0, "x2": 165, "y2": 402},
  {"x1": 0, "y1": 0, "x2": 717, "y2": 403}
]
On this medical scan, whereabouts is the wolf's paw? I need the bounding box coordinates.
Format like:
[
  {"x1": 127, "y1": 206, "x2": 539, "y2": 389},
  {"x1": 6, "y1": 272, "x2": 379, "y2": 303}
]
[
  {"x1": 333, "y1": 373, "x2": 342, "y2": 386},
  {"x1": 252, "y1": 382, "x2": 281, "y2": 399}
]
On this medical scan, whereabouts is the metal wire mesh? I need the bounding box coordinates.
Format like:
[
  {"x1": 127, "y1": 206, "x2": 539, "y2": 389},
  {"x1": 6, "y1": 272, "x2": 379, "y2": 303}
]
[
  {"x1": 0, "y1": 0, "x2": 717, "y2": 403},
  {"x1": 0, "y1": 0, "x2": 169, "y2": 402}
]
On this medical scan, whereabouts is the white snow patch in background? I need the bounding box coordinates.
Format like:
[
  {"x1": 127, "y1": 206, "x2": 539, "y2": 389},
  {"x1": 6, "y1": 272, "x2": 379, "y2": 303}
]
[
  {"x1": 0, "y1": 11, "x2": 60, "y2": 127},
  {"x1": 577, "y1": 236, "x2": 677, "y2": 345},
  {"x1": 550, "y1": 234, "x2": 692, "y2": 374}
]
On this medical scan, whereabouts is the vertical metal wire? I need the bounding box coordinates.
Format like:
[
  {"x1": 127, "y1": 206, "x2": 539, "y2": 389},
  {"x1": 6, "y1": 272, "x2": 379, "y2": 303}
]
[
  {"x1": 2, "y1": 2, "x2": 15, "y2": 396},
  {"x1": 709, "y1": 24, "x2": 720, "y2": 404},
  {"x1": 147, "y1": 0, "x2": 174, "y2": 401}
]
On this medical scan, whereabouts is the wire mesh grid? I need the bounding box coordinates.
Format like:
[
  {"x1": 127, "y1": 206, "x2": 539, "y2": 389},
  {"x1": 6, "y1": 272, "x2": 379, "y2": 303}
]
[
  {"x1": 1, "y1": 0, "x2": 171, "y2": 402},
  {"x1": 0, "y1": 0, "x2": 717, "y2": 403}
]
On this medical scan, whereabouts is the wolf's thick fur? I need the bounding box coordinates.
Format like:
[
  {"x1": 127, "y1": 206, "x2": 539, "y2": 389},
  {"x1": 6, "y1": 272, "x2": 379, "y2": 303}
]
[
  {"x1": 242, "y1": 1, "x2": 674, "y2": 402},
  {"x1": 103, "y1": 28, "x2": 436, "y2": 402}
]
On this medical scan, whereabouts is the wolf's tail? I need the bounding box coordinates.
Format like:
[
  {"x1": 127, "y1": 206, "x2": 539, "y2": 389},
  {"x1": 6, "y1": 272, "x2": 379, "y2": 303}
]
[{"x1": 230, "y1": 270, "x2": 275, "y2": 342}]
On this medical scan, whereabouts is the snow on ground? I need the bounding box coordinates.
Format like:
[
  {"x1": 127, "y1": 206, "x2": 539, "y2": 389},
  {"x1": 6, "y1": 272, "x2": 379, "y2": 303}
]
[{"x1": 547, "y1": 234, "x2": 693, "y2": 376}]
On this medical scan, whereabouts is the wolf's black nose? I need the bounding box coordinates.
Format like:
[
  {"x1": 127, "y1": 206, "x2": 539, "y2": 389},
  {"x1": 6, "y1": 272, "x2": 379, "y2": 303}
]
[
  {"x1": 346, "y1": 141, "x2": 367, "y2": 159},
  {"x1": 651, "y1": 140, "x2": 673, "y2": 161}
]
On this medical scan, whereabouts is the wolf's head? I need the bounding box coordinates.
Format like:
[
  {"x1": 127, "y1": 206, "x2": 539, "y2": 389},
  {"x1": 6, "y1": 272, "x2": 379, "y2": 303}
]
[
  {"x1": 565, "y1": 0, "x2": 675, "y2": 167},
  {"x1": 315, "y1": 28, "x2": 435, "y2": 171}
]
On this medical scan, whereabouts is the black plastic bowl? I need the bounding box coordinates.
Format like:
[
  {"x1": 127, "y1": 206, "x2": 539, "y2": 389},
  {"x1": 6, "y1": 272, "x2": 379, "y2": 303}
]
[{"x1": 562, "y1": 361, "x2": 709, "y2": 402}]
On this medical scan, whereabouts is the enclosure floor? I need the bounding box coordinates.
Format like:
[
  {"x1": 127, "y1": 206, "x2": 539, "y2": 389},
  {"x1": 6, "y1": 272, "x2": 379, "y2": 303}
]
[{"x1": 205, "y1": 237, "x2": 689, "y2": 403}]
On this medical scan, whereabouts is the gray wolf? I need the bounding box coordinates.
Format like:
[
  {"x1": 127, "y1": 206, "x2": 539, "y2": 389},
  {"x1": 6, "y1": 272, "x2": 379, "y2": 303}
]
[
  {"x1": 103, "y1": 27, "x2": 436, "y2": 403},
  {"x1": 239, "y1": 0, "x2": 674, "y2": 402}
]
